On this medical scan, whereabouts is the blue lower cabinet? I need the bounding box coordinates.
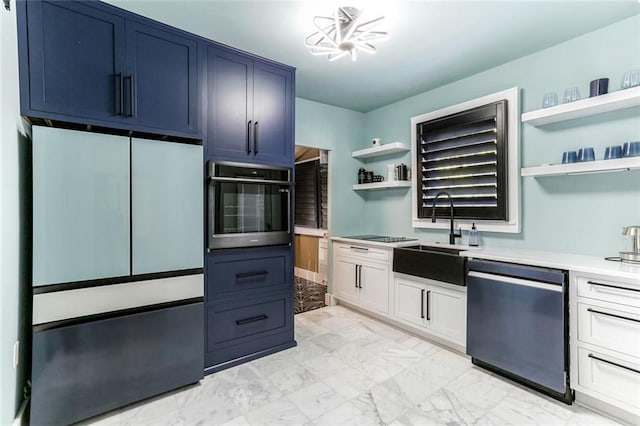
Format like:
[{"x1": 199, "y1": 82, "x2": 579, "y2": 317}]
[
  {"x1": 30, "y1": 302, "x2": 204, "y2": 426},
  {"x1": 206, "y1": 246, "x2": 291, "y2": 299},
  {"x1": 205, "y1": 291, "x2": 295, "y2": 372}
]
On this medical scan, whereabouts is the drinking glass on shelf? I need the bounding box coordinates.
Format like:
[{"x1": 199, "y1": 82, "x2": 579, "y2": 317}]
[
  {"x1": 542, "y1": 92, "x2": 558, "y2": 108},
  {"x1": 621, "y1": 69, "x2": 640, "y2": 89},
  {"x1": 563, "y1": 87, "x2": 581, "y2": 103}
]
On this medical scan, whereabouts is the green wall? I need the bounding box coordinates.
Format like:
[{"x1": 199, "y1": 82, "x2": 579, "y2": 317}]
[
  {"x1": 295, "y1": 98, "x2": 366, "y2": 235},
  {"x1": 353, "y1": 14, "x2": 640, "y2": 256}
]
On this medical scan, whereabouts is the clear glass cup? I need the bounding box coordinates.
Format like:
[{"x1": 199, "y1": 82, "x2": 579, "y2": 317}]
[
  {"x1": 621, "y1": 69, "x2": 640, "y2": 89},
  {"x1": 563, "y1": 87, "x2": 581, "y2": 103},
  {"x1": 542, "y1": 92, "x2": 558, "y2": 108}
]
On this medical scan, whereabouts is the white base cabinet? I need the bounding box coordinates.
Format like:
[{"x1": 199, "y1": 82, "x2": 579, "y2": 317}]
[
  {"x1": 394, "y1": 274, "x2": 467, "y2": 348},
  {"x1": 331, "y1": 240, "x2": 467, "y2": 352},
  {"x1": 332, "y1": 243, "x2": 390, "y2": 315},
  {"x1": 570, "y1": 271, "x2": 640, "y2": 423}
]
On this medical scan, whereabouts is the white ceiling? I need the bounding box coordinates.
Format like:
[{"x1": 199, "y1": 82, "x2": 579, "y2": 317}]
[{"x1": 107, "y1": 1, "x2": 640, "y2": 112}]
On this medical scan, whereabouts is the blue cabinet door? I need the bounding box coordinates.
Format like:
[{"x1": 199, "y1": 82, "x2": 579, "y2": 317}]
[
  {"x1": 125, "y1": 22, "x2": 199, "y2": 135},
  {"x1": 32, "y1": 127, "x2": 130, "y2": 286},
  {"x1": 253, "y1": 61, "x2": 294, "y2": 165},
  {"x1": 205, "y1": 45, "x2": 253, "y2": 160},
  {"x1": 131, "y1": 138, "x2": 203, "y2": 275},
  {"x1": 24, "y1": 0, "x2": 126, "y2": 121}
]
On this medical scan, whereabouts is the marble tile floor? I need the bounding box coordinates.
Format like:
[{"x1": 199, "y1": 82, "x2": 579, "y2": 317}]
[{"x1": 83, "y1": 305, "x2": 625, "y2": 426}]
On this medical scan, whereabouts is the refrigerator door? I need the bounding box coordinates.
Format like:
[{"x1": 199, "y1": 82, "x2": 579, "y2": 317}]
[
  {"x1": 131, "y1": 138, "x2": 203, "y2": 274},
  {"x1": 33, "y1": 126, "x2": 130, "y2": 286}
]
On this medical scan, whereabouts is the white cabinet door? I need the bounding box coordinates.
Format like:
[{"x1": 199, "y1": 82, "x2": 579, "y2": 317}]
[
  {"x1": 359, "y1": 260, "x2": 389, "y2": 314},
  {"x1": 333, "y1": 256, "x2": 359, "y2": 304},
  {"x1": 426, "y1": 285, "x2": 467, "y2": 346},
  {"x1": 394, "y1": 278, "x2": 426, "y2": 327}
]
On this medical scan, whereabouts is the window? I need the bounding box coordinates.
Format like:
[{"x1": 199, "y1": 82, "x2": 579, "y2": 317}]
[
  {"x1": 295, "y1": 159, "x2": 328, "y2": 229},
  {"x1": 417, "y1": 100, "x2": 507, "y2": 220},
  {"x1": 411, "y1": 87, "x2": 520, "y2": 233}
]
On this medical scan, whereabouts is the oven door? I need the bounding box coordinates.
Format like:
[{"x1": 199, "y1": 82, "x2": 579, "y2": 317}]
[{"x1": 208, "y1": 165, "x2": 292, "y2": 250}]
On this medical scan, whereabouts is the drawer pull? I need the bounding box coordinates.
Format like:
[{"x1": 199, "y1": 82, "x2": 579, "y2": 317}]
[
  {"x1": 588, "y1": 353, "x2": 640, "y2": 374},
  {"x1": 587, "y1": 281, "x2": 639, "y2": 293},
  {"x1": 587, "y1": 308, "x2": 640, "y2": 323},
  {"x1": 421, "y1": 289, "x2": 425, "y2": 319},
  {"x1": 236, "y1": 271, "x2": 268, "y2": 279},
  {"x1": 236, "y1": 314, "x2": 268, "y2": 326},
  {"x1": 349, "y1": 246, "x2": 369, "y2": 252}
]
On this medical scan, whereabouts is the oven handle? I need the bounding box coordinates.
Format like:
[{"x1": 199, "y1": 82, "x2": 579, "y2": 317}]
[{"x1": 209, "y1": 176, "x2": 295, "y2": 186}]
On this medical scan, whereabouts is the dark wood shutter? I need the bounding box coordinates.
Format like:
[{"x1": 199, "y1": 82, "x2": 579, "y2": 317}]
[
  {"x1": 417, "y1": 100, "x2": 508, "y2": 220},
  {"x1": 295, "y1": 160, "x2": 319, "y2": 227}
]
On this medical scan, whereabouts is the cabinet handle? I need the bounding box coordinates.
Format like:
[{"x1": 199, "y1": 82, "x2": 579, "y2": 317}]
[
  {"x1": 236, "y1": 271, "x2": 268, "y2": 280},
  {"x1": 115, "y1": 72, "x2": 123, "y2": 115},
  {"x1": 125, "y1": 75, "x2": 136, "y2": 117},
  {"x1": 421, "y1": 289, "x2": 425, "y2": 319},
  {"x1": 236, "y1": 314, "x2": 268, "y2": 326},
  {"x1": 587, "y1": 280, "x2": 639, "y2": 293},
  {"x1": 426, "y1": 290, "x2": 431, "y2": 321},
  {"x1": 358, "y1": 265, "x2": 363, "y2": 288},
  {"x1": 247, "y1": 120, "x2": 253, "y2": 154},
  {"x1": 254, "y1": 121, "x2": 259, "y2": 154},
  {"x1": 349, "y1": 246, "x2": 369, "y2": 252},
  {"x1": 354, "y1": 264, "x2": 358, "y2": 288},
  {"x1": 587, "y1": 308, "x2": 640, "y2": 323},
  {"x1": 588, "y1": 353, "x2": 640, "y2": 374}
]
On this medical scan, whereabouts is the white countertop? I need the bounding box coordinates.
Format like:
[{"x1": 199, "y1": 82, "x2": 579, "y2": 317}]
[
  {"x1": 461, "y1": 247, "x2": 640, "y2": 282},
  {"x1": 331, "y1": 236, "x2": 419, "y2": 249}
]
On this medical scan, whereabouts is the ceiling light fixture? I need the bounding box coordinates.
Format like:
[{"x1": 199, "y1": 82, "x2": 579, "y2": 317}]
[{"x1": 304, "y1": 6, "x2": 389, "y2": 62}]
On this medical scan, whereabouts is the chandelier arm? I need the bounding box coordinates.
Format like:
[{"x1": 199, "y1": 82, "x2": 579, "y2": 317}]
[
  {"x1": 342, "y1": 8, "x2": 365, "y2": 42},
  {"x1": 353, "y1": 31, "x2": 389, "y2": 42},
  {"x1": 354, "y1": 16, "x2": 385, "y2": 33},
  {"x1": 329, "y1": 51, "x2": 349, "y2": 62},
  {"x1": 334, "y1": 10, "x2": 343, "y2": 44},
  {"x1": 352, "y1": 42, "x2": 377, "y2": 54}
]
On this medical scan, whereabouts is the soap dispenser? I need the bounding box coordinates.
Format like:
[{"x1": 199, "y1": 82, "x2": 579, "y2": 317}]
[{"x1": 469, "y1": 223, "x2": 479, "y2": 247}]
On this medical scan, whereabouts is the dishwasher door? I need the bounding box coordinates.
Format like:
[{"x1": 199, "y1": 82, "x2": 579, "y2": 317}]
[{"x1": 467, "y1": 260, "x2": 568, "y2": 399}]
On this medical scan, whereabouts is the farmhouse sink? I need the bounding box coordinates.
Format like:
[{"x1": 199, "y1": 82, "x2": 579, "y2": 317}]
[{"x1": 393, "y1": 245, "x2": 467, "y2": 286}]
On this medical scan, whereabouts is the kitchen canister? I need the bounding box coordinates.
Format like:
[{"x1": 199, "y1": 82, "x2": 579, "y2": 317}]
[
  {"x1": 387, "y1": 164, "x2": 396, "y2": 182},
  {"x1": 396, "y1": 163, "x2": 408, "y2": 181}
]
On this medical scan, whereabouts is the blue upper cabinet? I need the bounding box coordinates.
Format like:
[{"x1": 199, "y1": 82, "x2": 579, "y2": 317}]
[
  {"x1": 125, "y1": 22, "x2": 199, "y2": 135},
  {"x1": 253, "y1": 62, "x2": 294, "y2": 165},
  {"x1": 22, "y1": 0, "x2": 126, "y2": 124},
  {"x1": 19, "y1": 0, "x2": 200, "y2": 138},
  {"x1": 205, "y1": 43, "x2": 294, "y2": 166}
]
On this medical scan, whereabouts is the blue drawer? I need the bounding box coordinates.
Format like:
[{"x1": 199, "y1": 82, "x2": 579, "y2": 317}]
[
  {"x1": 205, "y1": 291, "x2": 294, "y2": 369},
  {"x1": 30, "y1": 302, "x2": 204, "y2": 426},
  {"x1": 206, "y1": 246, "x2": 291, "y2": 300}
]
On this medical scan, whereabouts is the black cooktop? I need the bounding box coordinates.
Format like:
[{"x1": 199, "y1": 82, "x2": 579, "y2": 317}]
[{"x1": 343, "y1": 235, "x2": 418, "y2": 243}]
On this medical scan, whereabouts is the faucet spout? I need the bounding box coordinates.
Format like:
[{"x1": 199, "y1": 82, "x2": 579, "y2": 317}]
[{"x1": 431, "y1": 191, "x2": 461, "y2": 245}]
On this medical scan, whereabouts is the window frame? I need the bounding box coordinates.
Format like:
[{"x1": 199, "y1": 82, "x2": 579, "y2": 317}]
[{"x1": 411, "y1": 87, "x2": 521, "y2": 233}]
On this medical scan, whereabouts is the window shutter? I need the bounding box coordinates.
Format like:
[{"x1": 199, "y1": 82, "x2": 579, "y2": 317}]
[
  {"x1": 417, "y1": 100, "x2": 508, "y2": 220},
  {"x1": 295, "y1": 160, "x2": 319, "y2": 228}
]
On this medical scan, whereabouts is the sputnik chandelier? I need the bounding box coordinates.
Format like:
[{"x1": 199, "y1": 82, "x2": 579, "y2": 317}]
[{"x1": 304, "y1": 6, "x2": 389, "y2": 62}]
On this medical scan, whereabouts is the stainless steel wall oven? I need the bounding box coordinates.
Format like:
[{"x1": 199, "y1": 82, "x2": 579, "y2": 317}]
[{"x1": 208, "y1": 161, "x2": 293, "y2": 250}]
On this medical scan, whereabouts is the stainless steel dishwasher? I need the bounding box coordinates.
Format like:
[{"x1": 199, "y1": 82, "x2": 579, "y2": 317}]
[{"x1": 466, "y1": 259, "x2": 573, "y2": 404}]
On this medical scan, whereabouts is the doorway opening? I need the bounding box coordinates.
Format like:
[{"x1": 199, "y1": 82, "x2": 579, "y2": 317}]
[{"x1": 294, "y1": 146, "x2": 330, "y2": 314}]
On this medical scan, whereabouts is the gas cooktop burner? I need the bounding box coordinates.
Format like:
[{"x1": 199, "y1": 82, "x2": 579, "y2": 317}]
[{"x1": 344, "y1": 235, "x2": 418, "y2": 243}]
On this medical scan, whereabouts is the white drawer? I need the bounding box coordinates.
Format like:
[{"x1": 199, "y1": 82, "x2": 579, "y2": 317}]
[
  {"x1": 334, "y1": 243, "x2": 389, "y2": 262},
  {"x1": 578, "y1": 347, "x2": 640, "y2": 410},
  {"x1": 577, "y1": 275, "x2": 640, "y2": 308},
  {"x1": 577, "y1": 302, "x2": 640, "y2": 358}
]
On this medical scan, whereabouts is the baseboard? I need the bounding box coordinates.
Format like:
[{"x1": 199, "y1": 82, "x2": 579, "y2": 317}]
[
  {"x1": 204, "y1": 340, "x2": 297, "y2": 375},
  {"x1": 574, "y1": 390, "x2": 640, "y2": 426},
  {"x1": 324, "y1": 293, "x2": 337, "y2": 306}
]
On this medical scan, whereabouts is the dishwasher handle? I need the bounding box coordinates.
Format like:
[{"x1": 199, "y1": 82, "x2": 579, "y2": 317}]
[
  {"x1": 468, "y1": 259, "x2": 566, "y2": 285},
  {"x1": 468, "y1": 271, "x2": 563, "y2": 293}
]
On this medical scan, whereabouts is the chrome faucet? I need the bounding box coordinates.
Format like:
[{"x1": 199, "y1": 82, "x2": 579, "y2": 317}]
[{"x1": 431, "y1": 191, "x2": 461, "y2": 245}]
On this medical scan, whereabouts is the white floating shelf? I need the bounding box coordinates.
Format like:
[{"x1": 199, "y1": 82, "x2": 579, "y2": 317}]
[
  {"x1": 521, "y1": 86, "x2": 640, "y2": 126},
  {"x1": 352, "y1": 142, "x2": 409, "y2": 159},
  {"x1": 353, "y1": 181, "x2": 412, "y2": 191},
  {"x1": 521, "y1": 157, "x2": 640, "y2": 177}
]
